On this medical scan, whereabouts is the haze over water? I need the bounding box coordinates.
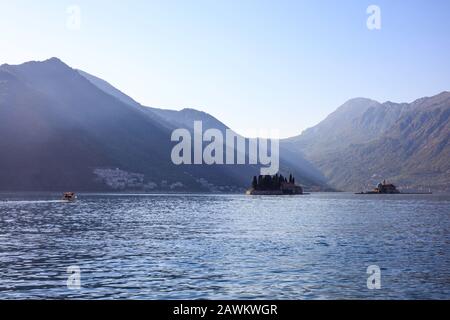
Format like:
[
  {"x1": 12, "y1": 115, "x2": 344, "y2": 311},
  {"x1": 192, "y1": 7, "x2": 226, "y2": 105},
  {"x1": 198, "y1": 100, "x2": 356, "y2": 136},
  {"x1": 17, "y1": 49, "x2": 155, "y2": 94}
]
[{"x1": 0, "y1": 193, "x2": 449, "y2": 299}]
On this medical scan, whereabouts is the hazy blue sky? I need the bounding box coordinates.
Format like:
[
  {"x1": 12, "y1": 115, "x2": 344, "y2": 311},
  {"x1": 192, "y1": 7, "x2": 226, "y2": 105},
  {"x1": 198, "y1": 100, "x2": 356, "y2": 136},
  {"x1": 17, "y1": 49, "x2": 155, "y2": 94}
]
[{"x1": 1, "y1": 0, "x2": 449, "y2": 137}]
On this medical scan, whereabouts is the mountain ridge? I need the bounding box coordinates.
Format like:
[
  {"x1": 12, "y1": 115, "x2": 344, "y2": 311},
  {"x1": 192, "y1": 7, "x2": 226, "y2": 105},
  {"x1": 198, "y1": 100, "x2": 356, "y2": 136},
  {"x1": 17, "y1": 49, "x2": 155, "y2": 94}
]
[
  {"x1": 284, "y1": 91, "x2": 450, "y2": 192},
  {"x1": 0, "y1": 58, "x2": 330, "y2": 192},
  {"x1": 1, "y1": 57, "x2": 448, "y2": 192}
]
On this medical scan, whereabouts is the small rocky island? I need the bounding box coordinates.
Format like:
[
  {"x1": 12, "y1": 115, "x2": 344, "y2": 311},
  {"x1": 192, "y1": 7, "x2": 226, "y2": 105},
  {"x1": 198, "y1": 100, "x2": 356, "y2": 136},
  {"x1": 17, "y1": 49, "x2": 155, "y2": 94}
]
[
  {"x1": 246, "y1": 174, "x2": 303, "y2": 195},
  {"x1": 357, "y1": 180, "x2": 401, "y2": 194}
]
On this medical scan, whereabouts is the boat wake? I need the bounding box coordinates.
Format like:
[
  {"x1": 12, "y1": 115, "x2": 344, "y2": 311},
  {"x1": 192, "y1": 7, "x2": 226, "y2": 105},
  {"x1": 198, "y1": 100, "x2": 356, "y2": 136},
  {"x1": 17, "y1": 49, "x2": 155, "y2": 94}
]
[{"x1": 0, "y1": 200, "x2": 68, "y2": 205}]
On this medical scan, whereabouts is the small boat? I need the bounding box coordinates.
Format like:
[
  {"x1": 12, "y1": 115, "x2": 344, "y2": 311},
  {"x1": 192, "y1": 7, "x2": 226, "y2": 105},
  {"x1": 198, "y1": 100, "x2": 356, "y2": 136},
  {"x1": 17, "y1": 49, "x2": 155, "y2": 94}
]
[{"x1": 62, "y1": 192, "x2": 77, "y2": 201}]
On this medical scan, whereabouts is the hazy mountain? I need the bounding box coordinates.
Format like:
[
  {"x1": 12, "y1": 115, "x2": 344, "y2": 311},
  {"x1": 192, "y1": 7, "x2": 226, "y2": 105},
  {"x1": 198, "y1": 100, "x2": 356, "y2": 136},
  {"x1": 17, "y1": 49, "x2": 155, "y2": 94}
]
[
  {"x1": 0, "y1": 58, "x2": 199, "y2": 191},
  {"x1": 4, "y1": 58, "x2": 446, "y2": 193},
  {"x1": 77, "y1": 69, "x2": 142, "y2": 109},
  {"x1": 285, "y1": 98, "x2": 413, "y2": 158},
  {"x1": 78, "y1": 69, "x2": 176, "y2": 130},
  {"x1": 285, "y1": 92, "x2": 450, "y2": 192},
  {"x1": 0, "y1": 58, "x2": 329, "y2": 192},
  {"x1": 78, "y1": 67, "x2": 330, "y2": 190},
  {"x1": 79, "y1": 69, "x2": 241, "y2": 132}
]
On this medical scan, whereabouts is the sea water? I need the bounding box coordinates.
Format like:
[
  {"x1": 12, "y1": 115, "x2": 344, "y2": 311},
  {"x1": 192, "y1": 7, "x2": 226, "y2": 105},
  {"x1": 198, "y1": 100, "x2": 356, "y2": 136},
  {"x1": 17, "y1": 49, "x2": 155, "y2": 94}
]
[{"x1": 0, "y1": 192, "x2": 449, "y2": 299}]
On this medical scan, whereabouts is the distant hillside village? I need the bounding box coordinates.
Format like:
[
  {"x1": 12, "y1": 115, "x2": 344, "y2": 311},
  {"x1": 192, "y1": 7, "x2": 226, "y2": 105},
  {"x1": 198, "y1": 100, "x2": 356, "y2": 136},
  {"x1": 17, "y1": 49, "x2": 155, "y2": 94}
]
[
  {"x1": 92, "y1": 168, "x2": 241, "y2": 192},
  {"x1": 247, "y1": 174, "x2": 303, "y2": 195}
]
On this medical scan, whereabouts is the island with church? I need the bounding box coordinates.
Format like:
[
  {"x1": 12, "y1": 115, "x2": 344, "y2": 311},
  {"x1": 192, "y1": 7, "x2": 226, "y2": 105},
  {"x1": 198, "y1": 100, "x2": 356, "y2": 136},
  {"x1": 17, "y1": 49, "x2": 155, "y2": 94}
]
[
  {"x1": 356, "y1": 180, "x2": 401, "y2": 194},
  {"x1": 356, "y1": 180, "x2": 432, "y2": 194},
  {"x1": 246, "y1": 174, "x2": 304, "y2": 195}
]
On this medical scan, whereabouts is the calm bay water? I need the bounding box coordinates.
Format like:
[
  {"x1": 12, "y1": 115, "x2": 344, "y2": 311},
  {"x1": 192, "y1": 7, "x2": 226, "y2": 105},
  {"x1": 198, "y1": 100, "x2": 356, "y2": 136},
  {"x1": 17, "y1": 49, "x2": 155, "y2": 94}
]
[{"x1": 0, "y1": 192, "x2": 449, "y2": 300}]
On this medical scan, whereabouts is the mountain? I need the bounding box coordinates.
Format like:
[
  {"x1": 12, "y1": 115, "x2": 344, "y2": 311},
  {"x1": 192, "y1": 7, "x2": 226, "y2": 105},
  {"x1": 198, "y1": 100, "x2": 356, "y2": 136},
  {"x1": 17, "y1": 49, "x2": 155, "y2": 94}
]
[
  {"x1": 285, "y1": 98, "x2": 413, "y2": 157},
  {"x1": 0, "y1": 58, "x2": 196, "y2": 191},
  {"x1": 284, "y1": 92, "x2": 450, "y2": 192},
  {"x1": 79, "y1": 69, "x2": 248, "y2": 132},
  {"x1": 77, "y1": 69, "x2": 142, "y2": 110},
  {"x1": 78, "y1": 69, "x2": 233, "y2": 130},
  {"x1": 3, "y1": 58, "x2": 446, "y2": 193},
  {"x1": 79, "y1": 68, "x2": 331, "y2": 191},
  {"x1": 0, "y1": 58, "x2": 329, "y2": 192}
]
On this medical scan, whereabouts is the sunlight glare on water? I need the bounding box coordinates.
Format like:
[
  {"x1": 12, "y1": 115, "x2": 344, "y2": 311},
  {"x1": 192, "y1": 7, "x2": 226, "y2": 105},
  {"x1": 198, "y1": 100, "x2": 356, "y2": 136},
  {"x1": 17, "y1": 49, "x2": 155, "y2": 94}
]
[{"x1": 0, "y1": 193, "x2": 449, "y2": 299}]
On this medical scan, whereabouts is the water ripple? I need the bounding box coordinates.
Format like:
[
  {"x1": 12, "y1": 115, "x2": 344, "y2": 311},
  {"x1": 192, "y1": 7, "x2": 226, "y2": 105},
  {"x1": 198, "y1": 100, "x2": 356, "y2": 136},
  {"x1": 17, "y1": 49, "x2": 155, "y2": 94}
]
[{"x1": 0, "y1": 192, "x2": 449, "y2": 299}]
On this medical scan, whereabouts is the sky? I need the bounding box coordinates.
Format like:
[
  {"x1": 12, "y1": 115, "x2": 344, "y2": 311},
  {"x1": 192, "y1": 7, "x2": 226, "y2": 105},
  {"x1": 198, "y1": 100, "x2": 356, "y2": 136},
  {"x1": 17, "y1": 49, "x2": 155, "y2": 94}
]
[{"x1": 1, "y1": 0, "x2": 450, "y2": 138}]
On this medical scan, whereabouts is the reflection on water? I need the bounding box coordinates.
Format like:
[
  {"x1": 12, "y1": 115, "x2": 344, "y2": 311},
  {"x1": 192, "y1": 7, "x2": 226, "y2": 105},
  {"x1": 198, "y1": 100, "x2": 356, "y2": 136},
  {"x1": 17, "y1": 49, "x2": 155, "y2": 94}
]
[{"x1": 0, "y1": 192, "x2": 449, "y2": 299}]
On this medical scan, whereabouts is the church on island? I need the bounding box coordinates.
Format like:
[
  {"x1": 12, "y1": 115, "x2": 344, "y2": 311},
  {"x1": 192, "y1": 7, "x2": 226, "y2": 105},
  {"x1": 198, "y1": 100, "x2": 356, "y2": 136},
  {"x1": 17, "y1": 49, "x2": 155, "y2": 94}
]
[
  {"x1": 246, "y1": 174, "x2": 304, "y2": 195},
  {"x1": 357, "y1": 180, "x2": 401, "y2": 194}
]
